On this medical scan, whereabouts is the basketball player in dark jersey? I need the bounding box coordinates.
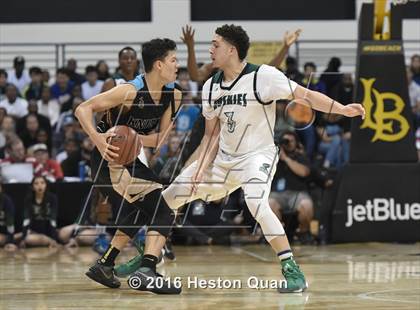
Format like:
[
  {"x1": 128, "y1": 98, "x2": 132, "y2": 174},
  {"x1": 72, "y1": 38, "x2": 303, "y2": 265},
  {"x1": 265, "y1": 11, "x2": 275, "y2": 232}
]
[
  {"x1": 75, "y1": 38, "x2": 182, "y2": 294},
  {"x1": 102, "y1": 46, "x2": 138, "y2": 91}
]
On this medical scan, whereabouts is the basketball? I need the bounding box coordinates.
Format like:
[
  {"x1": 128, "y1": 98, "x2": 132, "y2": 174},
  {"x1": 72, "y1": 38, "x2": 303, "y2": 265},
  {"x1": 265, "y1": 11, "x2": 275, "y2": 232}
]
[
  {"x1": 285, "y1": 98, "x2": 315, "y2": 128},
  {"x1": 106, "y1": 125, "x2": 142, "y2": 165}
]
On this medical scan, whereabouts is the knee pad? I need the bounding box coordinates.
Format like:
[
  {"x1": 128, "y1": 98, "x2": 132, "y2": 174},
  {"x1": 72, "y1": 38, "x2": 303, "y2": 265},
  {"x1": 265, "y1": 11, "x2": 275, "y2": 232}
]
[
  {"x1": 135, "y1": 189, "x2": 175, "y2": 238},
  {"x1": 243, "y1": 181, "x2": 285, "y2": 242}
]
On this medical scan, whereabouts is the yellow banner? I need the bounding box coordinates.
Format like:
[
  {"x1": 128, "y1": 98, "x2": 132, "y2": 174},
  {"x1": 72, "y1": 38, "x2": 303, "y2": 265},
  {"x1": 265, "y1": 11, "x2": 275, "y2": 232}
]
[{"x1": 248, "y1": 41, "x2": 284, "y2": 67}]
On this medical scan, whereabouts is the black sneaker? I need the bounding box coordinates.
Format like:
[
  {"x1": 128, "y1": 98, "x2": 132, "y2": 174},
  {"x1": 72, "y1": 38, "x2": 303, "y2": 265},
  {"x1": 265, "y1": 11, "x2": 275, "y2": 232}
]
[
  {"x1": 85, "y1": 260, "x2": 121, "y2": 288},
  {"x1": 127, "y1": 267, "x2": 182, "y2": 294},
  {"x1": 163, "y1": 240, "x2": 176, "y2": 261}
]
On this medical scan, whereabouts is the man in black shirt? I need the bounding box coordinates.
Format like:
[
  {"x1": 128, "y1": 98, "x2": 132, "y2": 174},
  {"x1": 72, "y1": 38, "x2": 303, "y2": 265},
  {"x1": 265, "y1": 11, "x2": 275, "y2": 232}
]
[{"x1": 270, "y1": 131, "x2": 314, "y2": 243}]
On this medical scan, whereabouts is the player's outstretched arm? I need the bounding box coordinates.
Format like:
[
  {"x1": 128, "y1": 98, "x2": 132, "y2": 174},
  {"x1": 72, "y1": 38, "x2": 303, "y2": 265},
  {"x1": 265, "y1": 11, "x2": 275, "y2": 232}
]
[
  {"x1": 138, "y1": 89, "x2": 182, "y2": 149},
  {"x1": 293, "y1": 84, "x2": 366, "y2": 119},
  {"x1": 181, "y1": 25, "x2": 214, "y2": 82},
  {"x1": 75, "y1": 84, "x2": 137, "y2": 161},
  {"x1": 192, "y1": 117, "x2": 220, "y2": 192}
]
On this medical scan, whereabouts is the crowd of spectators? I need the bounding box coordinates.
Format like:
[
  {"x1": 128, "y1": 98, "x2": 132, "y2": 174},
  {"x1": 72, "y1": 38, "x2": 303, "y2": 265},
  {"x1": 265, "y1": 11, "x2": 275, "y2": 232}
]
[{"x1": 0, "y1": 27, "x2": 419, "y2": 252}]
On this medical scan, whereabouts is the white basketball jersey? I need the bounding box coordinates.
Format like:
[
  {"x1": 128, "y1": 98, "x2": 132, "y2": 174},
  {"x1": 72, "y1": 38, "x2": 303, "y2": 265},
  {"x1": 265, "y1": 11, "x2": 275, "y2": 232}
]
[{"x1": 202, "y1": 63, "x2": 297, "y2": 156}]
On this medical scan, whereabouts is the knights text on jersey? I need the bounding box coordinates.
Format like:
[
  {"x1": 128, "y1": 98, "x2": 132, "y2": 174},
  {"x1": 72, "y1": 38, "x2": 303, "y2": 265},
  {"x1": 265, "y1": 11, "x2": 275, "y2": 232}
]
[
  {"x1": 202, "y1": 63, "x2": 297, "y2": 156},
  {"x1": 98, "y1": 74, "x2": 177, "y2": 135}
]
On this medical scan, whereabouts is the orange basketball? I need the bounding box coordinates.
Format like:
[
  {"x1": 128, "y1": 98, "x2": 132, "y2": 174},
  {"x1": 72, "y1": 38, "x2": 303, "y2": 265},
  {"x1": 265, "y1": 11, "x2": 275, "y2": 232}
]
[
  {"x1": 106, "y1": 125, "x2": 142, "y2": 165},
  {"x1": 285, "y1": 98, "x2": 314, "y2": 126}
]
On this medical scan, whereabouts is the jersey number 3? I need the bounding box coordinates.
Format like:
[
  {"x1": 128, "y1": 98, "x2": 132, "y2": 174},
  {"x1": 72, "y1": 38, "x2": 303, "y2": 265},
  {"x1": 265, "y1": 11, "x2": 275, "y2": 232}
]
[{"x1": 224, "y1": 112, "x2": 236, "y2": 133}]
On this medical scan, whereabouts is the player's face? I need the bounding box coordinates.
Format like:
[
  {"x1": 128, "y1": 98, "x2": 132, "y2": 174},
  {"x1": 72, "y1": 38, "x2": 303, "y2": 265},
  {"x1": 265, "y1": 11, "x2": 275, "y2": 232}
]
[
  {"x1": 119, "y1": 50, "x2": 137, "y2": 73},
  {"x1": 159, "y1": 50, "x2": 179, "y2": 83},
  {"x1": 210, "y1": 35, "x2": 234, "y2": 68}
]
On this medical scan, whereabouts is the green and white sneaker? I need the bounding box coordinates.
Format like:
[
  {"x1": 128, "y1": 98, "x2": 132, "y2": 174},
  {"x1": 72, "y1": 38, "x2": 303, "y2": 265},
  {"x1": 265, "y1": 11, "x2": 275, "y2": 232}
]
[
  {"x1": 114, "y1": 240, "x2": 145, "y2": 278},
  {"x1": 277, "y1": 257, "x2": 308, "y2": 293}
]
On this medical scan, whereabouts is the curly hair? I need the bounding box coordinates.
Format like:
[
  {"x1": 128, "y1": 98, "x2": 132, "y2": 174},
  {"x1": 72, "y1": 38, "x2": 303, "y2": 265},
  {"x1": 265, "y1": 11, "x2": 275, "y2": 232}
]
[{"x1": 215, "y1": 24, "x2": 250, "y2": 61}]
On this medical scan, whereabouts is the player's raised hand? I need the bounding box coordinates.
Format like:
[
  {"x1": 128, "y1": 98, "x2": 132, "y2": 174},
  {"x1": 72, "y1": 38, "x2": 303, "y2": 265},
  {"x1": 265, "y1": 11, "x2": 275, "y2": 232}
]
[
  {"x1": 283, "y1": 29, "x2": 302, "y2": 47},
  {"x1": 181, "y1": 25, "x2": 195, "y2": 48},
  {"x1": 341, "y1": 103, "x2": 366, "y2": 119},
  {"x1": 96, "y1": 132, "x2": 120, "y2": 162}
]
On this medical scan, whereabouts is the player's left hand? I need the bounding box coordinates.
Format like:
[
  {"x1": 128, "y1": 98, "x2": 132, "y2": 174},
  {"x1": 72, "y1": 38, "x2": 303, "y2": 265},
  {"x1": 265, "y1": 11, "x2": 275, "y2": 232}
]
[
  {"x1": 342, "y1": 103, "x2": 366, "y2": 119},
  {"x1": 284, "y1": 29, "x2": 302, "y2": 47}
]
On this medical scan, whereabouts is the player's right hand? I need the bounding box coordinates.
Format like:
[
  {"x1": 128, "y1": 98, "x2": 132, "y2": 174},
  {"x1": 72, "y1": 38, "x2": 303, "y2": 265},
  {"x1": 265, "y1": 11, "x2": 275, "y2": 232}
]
[{"x1": 95, "y1": 132, "x2": 120, "y2": 162}]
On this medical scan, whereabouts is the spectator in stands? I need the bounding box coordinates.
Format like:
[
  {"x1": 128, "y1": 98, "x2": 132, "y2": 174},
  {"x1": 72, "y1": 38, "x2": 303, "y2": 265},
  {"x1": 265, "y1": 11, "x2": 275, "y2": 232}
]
[
  {"x1": 60, "y1": 135, "x2": 93, "y2": 178},
  {"x1": 21, "y1": 176, "x2": 59, "y2": 248},
  {"x1": 408, "y1": 66, "x2": 420, "y2": 129},
  {"x1": 7, "y1": 56, "x2": 31, "y2": 94},
  {"x1": 37, "y1": 87, "x2": 60, "y2": 127},
  {"x1": 0, "y1": 136, "x2": 33, "y2": 166},
  {"x1": 17, "y1": 100, "x2": 51, "y2": 135},
  {"x1": 269, "y1": 131, "x2": 314, "y2": 244},
  {"x1": 31, "y1": 143, "x2": 63, "y2": 182},
  {"x1": 24, "y1": 66, "x2": 46, "y2": 101},
  {"x1": 285, "y1": 56, "x2": 304, "y2": 84},
  {"x1": 81, "y1": 65, "x2": 104, "y2": 100},
  {"x1": 317, "y1": 113, "x2": 349, "y2": 169},
  {"x1": 18, "y1": 114, "x2": 40, "y2": 149},
  {"x1": 56, "y1": 138, "x2": 79, "y2": 163},
  {"x1": 1, "y1": 116, "x2": 17, "y2": 139},
  {"x1": 153, "y1": 134, "x2": 182, "y2": 184},
  {"x1": 61, "y1": 84, "x2": 83, "y2": 113},
  {"x1": 177, "y1": 68, "x2": 199, "y2": 100},
  {"x1": 302, "y1": 62, "x2": 326, "y2": 93},
  {"x1": 50, "y1": 68, "x2": 74, "y2": 107},
  {"x1": 41, "y1": 69, "x2": 51, "y2": 86},
  {"x1": 102, "y1": 47, "x2": 138, "y2": 92},
  {"x1": 96, "y1": 60, "x2": 110, "y2": 81},
  {"x1": 0, "y1": 183, "x2": 17, "y2": 251},
  {"x1": 66, "y1": 58, "x2": 85, "y2": 85},
  {"x1": 410, "y1": 54, "x2": 420, "y2": 86},
  {"x1": 36, "y1": 128, "x2": 51, "y2": 154},
  {"x1": 0, "y1": 84, "x2": 28, "y2": 118},
  {"x1": 320, "y1": 57, "x2": 343, "y2": 98},
  {"x1": 176, "y1": 83, "x2": 200, "y2": 135},
  {"x1": 0, "y1": 69, "x2": 8, "y2": 101}
]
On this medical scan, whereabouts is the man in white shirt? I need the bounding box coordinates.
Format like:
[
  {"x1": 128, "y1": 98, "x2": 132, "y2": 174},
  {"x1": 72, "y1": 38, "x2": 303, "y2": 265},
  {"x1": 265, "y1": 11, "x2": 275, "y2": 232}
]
[
  {"x1": 7, "y1": 56, "x2": 31, "y2": 94},
  {"x1": 81, "y1": 66, "x2": 104, "y2": 100},
  {"x1": 0, "y1": 84, "x2": 28, "y2": 118},
  {"x1": 37, "y1": 87, "x2": 60, "y2": 126}
]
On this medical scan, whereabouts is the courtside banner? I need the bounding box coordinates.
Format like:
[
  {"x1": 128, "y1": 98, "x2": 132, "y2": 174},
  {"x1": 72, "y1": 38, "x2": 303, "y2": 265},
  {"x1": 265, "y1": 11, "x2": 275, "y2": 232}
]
[
  {"x1": 332, "y1": 163, "x2": 420, "y2": 242},
  {"x1": 350, "y1": 3, "x2": 417, "y2": 163}
]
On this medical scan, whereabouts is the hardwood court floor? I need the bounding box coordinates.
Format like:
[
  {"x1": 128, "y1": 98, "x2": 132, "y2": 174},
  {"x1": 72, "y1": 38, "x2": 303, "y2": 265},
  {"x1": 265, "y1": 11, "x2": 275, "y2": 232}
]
[{"x1": 0, "y1": 243, "x2": 419, "y2": 309}]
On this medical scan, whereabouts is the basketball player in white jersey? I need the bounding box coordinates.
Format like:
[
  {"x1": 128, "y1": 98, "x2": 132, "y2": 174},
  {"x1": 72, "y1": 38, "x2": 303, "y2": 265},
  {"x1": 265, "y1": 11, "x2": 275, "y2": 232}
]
[{"x1": 129, "y1": 25, "x2": 365, "y2": 293}]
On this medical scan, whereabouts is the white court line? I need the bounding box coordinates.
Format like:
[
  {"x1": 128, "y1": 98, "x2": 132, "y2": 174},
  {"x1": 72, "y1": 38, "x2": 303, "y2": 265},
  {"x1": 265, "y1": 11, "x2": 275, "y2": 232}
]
[
  {"x1": 357, "y1": 288, "x2": 420, "y2": 304},
  {"x1": 231, "y1": 247, "x2": 271, "y2": 262}
]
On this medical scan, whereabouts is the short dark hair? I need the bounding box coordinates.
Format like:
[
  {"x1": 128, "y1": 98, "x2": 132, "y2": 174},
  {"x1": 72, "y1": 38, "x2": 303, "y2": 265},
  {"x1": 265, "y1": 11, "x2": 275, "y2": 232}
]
[
  {"x1": 304, "y1": 62, "x2": 316, "y2": 70},
  {"x1": 85, "y1": 65, "x2": 97, "y2": 74},
  {"x1": 56, "y1": 67, "x2": 70, "y2": 77},
  {"x1": 141, "y1": 38, "x2": 177, "y2": 73},
  {"x1": 215, "y1": 24, "x2": 250, "y2": 61},
  {"x1": 29, "y1": 66, "x2": 42, "y2": 75},
  {"x1": 0, "y1": 69, "x2": 7, "y2": 78},
  {"x1": 118, "y1": 46, "x2": 137, "y2": 59}
]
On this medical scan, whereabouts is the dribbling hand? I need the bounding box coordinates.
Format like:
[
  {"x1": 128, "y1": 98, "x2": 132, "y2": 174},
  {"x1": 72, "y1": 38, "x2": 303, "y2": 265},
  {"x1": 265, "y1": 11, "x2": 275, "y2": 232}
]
[{"x1": 95, "y1": 132, "x2": 120, "y2": 162}]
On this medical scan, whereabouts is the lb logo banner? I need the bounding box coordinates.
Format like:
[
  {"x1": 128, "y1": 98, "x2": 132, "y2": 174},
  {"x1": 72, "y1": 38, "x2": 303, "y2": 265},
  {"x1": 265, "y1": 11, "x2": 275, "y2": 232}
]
[
  {"x1": 360, "y1": 78, "x2": 409, "y2": 142},
  {"x1": 350, "y1": 48, "x2": 417, "y2": 163}
]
